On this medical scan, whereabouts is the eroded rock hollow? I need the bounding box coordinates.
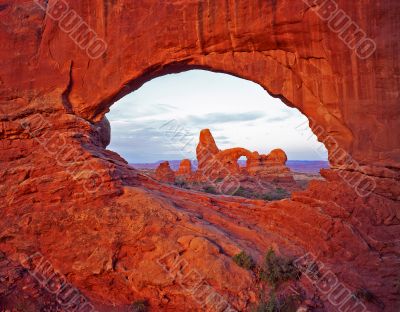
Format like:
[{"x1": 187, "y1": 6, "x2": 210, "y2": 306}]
[{"x1": 0, "y1": 0, "x2": 399, "y2": 311}]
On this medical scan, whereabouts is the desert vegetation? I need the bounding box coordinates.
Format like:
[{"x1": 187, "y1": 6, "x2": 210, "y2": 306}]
[
  {"x1": 232, "y1": 248, "x2": 301, "y2": 311},
  {"x1": 130, "y1": 300, "x2": 149, "y2": 312}
]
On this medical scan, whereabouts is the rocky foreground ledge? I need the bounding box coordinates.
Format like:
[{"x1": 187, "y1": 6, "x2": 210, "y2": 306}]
[{"x1": 0, "y1": 0, "x2": 399, "y2": 311}]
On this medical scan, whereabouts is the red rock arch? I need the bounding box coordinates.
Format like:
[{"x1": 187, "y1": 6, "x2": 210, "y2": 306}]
[
  {"x1": 3, "y1": 1, "x2": 398, "y2": 171},
  {"x1": 91, "y1": 58, "x2": 351, "y2": 165},
  {"x1": 0, "y1": 1, "x2": 399, "y2": 311}
]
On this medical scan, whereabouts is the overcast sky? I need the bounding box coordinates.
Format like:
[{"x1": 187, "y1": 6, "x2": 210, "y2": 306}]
[{"x1": 106, "y1": 70, "x2": 328, "y2": 163}]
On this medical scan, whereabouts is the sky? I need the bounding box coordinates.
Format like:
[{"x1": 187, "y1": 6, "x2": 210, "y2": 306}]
[{"x1": 106, "y1": 70, "x2": 328, "y2": 163}]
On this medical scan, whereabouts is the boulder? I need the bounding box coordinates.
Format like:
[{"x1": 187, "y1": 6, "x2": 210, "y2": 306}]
[
  {"x1": 0, "y1": 1, "x2": 398, "y2": 310},
  {"x1": 94, "y1": 116, "x2": 111, "y2": 148}
]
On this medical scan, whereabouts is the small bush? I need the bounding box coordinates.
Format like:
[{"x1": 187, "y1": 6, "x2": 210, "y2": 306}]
[
  {"x1": 264, "y1": 292, "x2": 279, "y2": 312},
  {"x1": 259, "y1": 248, "x2": 300, "y2": 288},
  {"x1": 174, "y1": 180, "x2": 187, "y2": 188},
  {"x1": 130, "y1": 300, "x2": 149, "y2": 312},
  {"x1": 263, "y1": 193, "x2": 282, "y2": 201},
  {"x1": 232, "y1": 251, "x2": 255, "y2": 270},
  {"x1": 232, "y1": 186, "x2": 247, "y2": 197},
  {"x1": 263, "y1": 188, "x2": 289, "y2": 201},
  {"x1": 233, "y1": 186, "x2": 259, "y2": 198},
  {"x1": 252, "y1": 291, "x2": 278, "y2": 312},
  {"x1": 252, "y1": 292, "x2": 298, "y2": 312},
  {"x1": 203, "y1": 186, "x2": 218, "y2": 194}
]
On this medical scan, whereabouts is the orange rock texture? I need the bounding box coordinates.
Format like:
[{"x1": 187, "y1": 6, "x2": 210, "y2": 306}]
[
  {"x1": 175, "y1": 128, "x2": 296, "y2": 186},
  {"x1": 155, "y1": 161, "x2": 176, "y2": 183},
  {"x1": 176, "y1": 159, "x2": 192, "y2": 178},
  {"x1": 0, "y1": 1, "x2": 399, "y2": 311}
]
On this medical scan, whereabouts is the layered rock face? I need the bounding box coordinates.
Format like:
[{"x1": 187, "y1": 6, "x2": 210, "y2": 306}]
[
  {"x1": 246, "y1": 149, "x2": 288, "y2": 172},
  {"x1": 196, "y1": 129, "x2": 221, "y2": 172},
  {"x1": 176, "y1": 159, "x2": 192, "y2": 178},
  {"x1": 0, "y1": 1, "x2": 399, "y2": 311},
  {"x1": 155, "y1": 161, "x2": 176, "y2": 183},
  {"x1": 185, "y1": 129, "x2": 295, "y2": 186}
]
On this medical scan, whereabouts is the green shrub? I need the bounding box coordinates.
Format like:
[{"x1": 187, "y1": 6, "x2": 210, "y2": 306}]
[
  {"x1": 263, "y1": 194, "x2": 282, "y2": 201},
  {"x1": 174, "y1": 180, "x2": 187, "y2": 188},
  {"x1": 263, "y1": 188, "x2": 290, "y2": 201},
  {"x1": 264, "y1": 292, "x2": 279, "y2": 312},
  {"x1": 232, "y1": 187, "x2": 247, "y2": 197},
  {"x1": 252, "y1": 291, "x2": 278, "y2": 312},
  {"x1": 252, "y1": 292, "x2": 298, "y2": 312},
  {"x1": 259, "y1": 248, "x2": 300, "y2": 288},
  {"x1": 203, "y1": 186, "x2": 217, "y2": 194},
  {"x1": 232, "y1": 251, "x2": 255, "y2": 270},
  {"x1": 130, "y1": 300, "x2": 148, "y2": 312},
  {"x1": 232, "y1": 186, "x2": 259, "y2": 198}
]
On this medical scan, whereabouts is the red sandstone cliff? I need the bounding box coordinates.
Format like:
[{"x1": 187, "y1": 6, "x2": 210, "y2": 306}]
[{"x1": 0, "y1": 1, "x2": 399, "y2": 311}]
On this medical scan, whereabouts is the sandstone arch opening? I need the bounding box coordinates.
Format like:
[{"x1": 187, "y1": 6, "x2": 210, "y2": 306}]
[{"x1": 106, "y1": 69, "x2": 328, "y2": 199}]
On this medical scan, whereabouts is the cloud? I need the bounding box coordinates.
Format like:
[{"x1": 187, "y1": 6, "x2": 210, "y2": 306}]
[
  {"x1": 264, "y1": 116, "x2": 289, "y2": 123},
  {"x1": 108, "y1": 102, "x2": 177, "y2": 122},
  {"x1": 185, "y1": 111, "x2": 266, "y2": 126},
  {"x1": 105, "y1": 69, "x2": 327, "y2": 163},
  {"x1": 108, "y1": 122, "x2": 197, "y2": 162},
  {"x1": 262, "y1": 109, "x2": 297, "y2": 123},
  {"x1": 213, "y1": 135, "x2": 232, "y2": 145}
]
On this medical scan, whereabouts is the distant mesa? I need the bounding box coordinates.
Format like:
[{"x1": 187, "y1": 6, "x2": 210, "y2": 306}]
[{"x1": 154, "y1": 129, "x2": 297, "y2": 197}]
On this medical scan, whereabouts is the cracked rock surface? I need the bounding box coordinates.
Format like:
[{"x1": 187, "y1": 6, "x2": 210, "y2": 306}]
[{"x1": 0, "y1": 1, "x2": 399, "y2": 311}]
